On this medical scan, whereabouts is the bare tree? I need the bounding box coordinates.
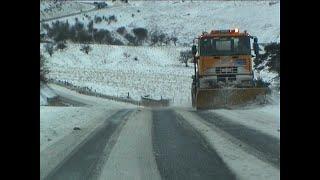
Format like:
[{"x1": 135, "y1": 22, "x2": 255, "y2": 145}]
[
  {"x1": 44, "y1": 43, "x2": 54, "y2": 57},
  {"x1": 179, "y1": 50, "x2": 192, "y2": 67}
]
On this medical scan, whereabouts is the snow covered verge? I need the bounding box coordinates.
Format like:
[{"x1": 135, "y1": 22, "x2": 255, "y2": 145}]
[
  {"x1": 40, "y1": 1, "x2": 94, "y2": 21},
  {"x1": 40, "y1": 84, "x2": 57, "y2": 106},
  {"x1": 40, "y1": 84, "x2": 135, "y2": 151}
]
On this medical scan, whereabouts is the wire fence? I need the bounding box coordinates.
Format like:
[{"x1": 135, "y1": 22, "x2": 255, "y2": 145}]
[{"x1": 48, "y1": 79, "x2": 172, "y2": 107}]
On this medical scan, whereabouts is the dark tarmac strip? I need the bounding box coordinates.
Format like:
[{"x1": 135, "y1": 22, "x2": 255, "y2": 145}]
[
  {"x1": 152, "y1": 109, "x2": 236, "y2": 180},
  {"x1": 196, "y1": 111, "x2": 280, "y2": 169},
  {"x1": 44, "y1": 109, "x2": 132, "y2": 180}
]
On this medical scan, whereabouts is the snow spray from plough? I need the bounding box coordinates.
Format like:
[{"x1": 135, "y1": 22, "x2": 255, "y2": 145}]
[{"x1": 191, "y1": 29, "x2": 268, "y2": 109}]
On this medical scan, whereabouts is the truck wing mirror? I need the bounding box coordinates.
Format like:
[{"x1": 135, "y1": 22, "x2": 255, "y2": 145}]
[
  {"x1": 192, "y1": 45, "x2": 197, "y2": 56},
  {"x1": 253, "y1": 37, "x2": 259, "y2": 56}
]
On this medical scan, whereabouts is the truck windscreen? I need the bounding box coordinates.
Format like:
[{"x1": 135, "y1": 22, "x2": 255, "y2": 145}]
[{"x1": 199, "y1": 36, "x2": 251, "y2": 56}]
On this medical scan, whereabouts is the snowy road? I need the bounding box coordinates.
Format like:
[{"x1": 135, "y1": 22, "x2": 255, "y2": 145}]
[
  {"x1": 40, "y1": 7, "x2": 97, "y2": 23},
  {"x1": 42, "y1": 107, "x2": 279, "y2": 180}
]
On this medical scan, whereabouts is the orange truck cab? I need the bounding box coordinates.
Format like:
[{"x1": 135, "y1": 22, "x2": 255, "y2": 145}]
[{"x1": 192, "y1": 29, "x2": 259, "y2": 88}]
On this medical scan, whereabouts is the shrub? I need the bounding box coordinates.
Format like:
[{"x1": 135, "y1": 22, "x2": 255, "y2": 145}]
[
  {"x1": 109, "y1": 15, "x2": 117, "y2": 22},
  {"x1": 254, "y1": 77, "x2": 271, "y2": 88},
  {"x1": 74, "y1": 21, "x2": 84, "y2": 32},
  {"x1": 264, "y1": 43, "x2": 280, "y2": 74},
  {"x1": 150, "y1": 31, "x2": 159, "y2": 45},
  {"x1": 56, "y1": 41, "x2": 67, "y2": 50},
  {"x1": 93, "y1": 29, "x2": 112, "y2": 44},
  {"x1": 77, "y1": 30, "x2": 92, "y2": 43},
  {"x1": 47, "y1": 20, "x2": 70, "y2": 42},
  {"x1": 171, "y1": 36, "x2": 178, "y2": 46},
  {"x1": 132, "y1": 28, "x2": 148, "y2": 40},
  {"x1": 44, "y1": 43, "x2": 54, "y2": 57},
  {"x1": 40, "y1": 33, "x2": 46, "y2": 42},
  {"x1": 80, "y1": 44, "x2": 92, "y2": 54},
  {"x1": 111, "y1": 39, "x2": 124, "y2": 45},
  {"x1": 41, "y1": 23, "x2": 50, "y2": 31},
  {"x1": 40, "y1": 53, "x2": 49, "y2": 83},
  {"x1": 116, "y1": 26, "x2": 126, "y2": 35},
  {"x1": 254, "y1": 42, "x2": 280, "y2": 75},
  {"x1": 68, "y1": 26, "x2": 77, "y2": 42},
  {"x1": 94, "y1": 16, "x2": 103, "y2": 23},
  {"x1": 150, "y1": 29, "x2": 169, "y2": 45},
  {"x1": 124, "y1": 33, "x2": 137, "y2": 45},
  {"x1": 123, "y1": 52, "x2": 130, "y2": 58},
  {"x1": 158, "y1": 33, "x2": 166, "y2": 44},
  {"x1": 87, "y1": 20, "x2": 94, "y2": 33}
]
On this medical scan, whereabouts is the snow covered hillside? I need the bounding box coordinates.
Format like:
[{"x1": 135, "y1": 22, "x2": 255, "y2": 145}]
[
  {"x1": 42, "y1": 1, "x2": 280, "y2": 45},
  {"x1": 42, "y1": 43, "x2": 193, "y2": 106}
]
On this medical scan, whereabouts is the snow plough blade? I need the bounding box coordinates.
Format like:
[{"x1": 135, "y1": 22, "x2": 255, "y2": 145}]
[{"x1": 194, "y1": 87, "x2": 268, "y2": 109}]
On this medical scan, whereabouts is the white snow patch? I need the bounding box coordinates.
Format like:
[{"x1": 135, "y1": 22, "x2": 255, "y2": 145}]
[
  {"x1": 98, "y1": 110, "x2": 161, "y2": 180},
  {"x1": 213, "y1": 104, "x2": 280, "y2": 138}
]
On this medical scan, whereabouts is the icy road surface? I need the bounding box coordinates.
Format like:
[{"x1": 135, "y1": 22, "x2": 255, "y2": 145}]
[{"x1": 41, "y1": 86, "x2": 280, "y2": 180}]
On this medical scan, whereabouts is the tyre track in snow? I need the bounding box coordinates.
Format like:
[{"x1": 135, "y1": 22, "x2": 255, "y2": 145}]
[
  {"x1": 98, "y1": 109, "x2": 161, "y2": 180},
  {"x1": 195, "y1": 110, "x2": 280, "y2": 169},
  {"x1": 152, "y1": 109, "x2": 236, "y2": 180},
  {"x1": 44, "y1": 109, "x2": 133, "y2": 180}
]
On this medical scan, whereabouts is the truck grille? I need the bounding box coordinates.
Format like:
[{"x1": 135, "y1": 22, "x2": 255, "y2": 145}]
[
  {"x1": 217, "y1": 75, "x2": 236, "y2": 82},
  {"x1": 216, "y1": 67, "x2": 237, "y2": 74}
]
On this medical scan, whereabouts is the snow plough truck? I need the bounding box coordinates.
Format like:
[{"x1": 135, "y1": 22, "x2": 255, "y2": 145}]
[{"x1": 191, "y1": 29, "x2": 267, "y2": 109}]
